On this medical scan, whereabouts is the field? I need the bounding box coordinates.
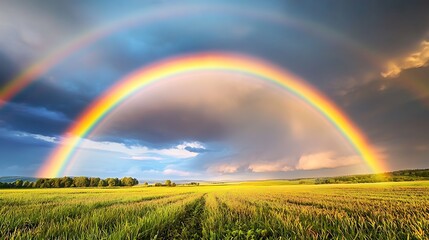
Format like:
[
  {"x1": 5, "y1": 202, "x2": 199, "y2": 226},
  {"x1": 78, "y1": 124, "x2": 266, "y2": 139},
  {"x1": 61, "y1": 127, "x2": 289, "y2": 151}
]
[{"x1": 1, "y1": 181, "x2": 428, "y2": 239}]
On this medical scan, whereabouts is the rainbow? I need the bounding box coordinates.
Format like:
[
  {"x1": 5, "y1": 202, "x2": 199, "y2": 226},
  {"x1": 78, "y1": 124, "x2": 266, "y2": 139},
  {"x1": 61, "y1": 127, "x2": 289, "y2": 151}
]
[
  {"x1": 37, "y1": 52, "x2": 385, "y2": 178},
  {"x1": 0, "y1": 5, "x2": 205, "y2": 107},
  {"x1": 0, "y1": 5, "x2": 382, "y2": 108}
]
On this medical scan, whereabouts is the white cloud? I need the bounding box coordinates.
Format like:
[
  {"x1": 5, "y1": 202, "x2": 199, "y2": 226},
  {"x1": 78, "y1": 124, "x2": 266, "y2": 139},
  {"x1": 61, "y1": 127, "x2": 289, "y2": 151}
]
[
  {"x1": 296, "y1": 152, "x2": 360, "y2": 170},
  {"x1": 152, "y1": 147, "x2": 198, "y2": 159},
  {"x1": 177, "y1": 141, "x2": 205, "y2": 150},
  {"x1": 163, "y1": 168, "x2": 193, "y2": 177},
  {"x1": 75, "y1": 138, "x2": 144, "y2": 155},
  {"x1": 382, "y1": 40, "x2": 429, "y2": 78},
  {"x1": 147, "y1": 141, "x2": 205, "y2": 159},
  {"x1": 12, "y1": 131, "x2": 57, "y2": 143},
  {"x1": 121, "y1": 156, "x2": 163, "y2": 161},
  {"x1": 248, "y1": 162, "x2": 293, "y2": 173},
  {"x1": 60, "y1": 137, "x2": 204, "y2": 160},
  {"x1": 32, "y1": 134, "x2": 57, "y2": 143}
]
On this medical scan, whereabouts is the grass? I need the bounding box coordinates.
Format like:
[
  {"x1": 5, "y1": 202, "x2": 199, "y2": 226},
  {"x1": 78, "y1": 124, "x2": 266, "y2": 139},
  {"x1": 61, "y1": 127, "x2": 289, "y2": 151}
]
[{"x1": 1, "y1": 181, "x2": 428, "y2": 239}]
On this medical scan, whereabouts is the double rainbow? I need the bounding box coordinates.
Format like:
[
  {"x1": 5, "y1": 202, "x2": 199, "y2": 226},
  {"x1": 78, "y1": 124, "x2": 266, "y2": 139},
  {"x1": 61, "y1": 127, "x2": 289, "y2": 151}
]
[
  {"x1": 0, "y1": 6, "x2": 382, "y2": 108},
  {"x1": 37, "y1": 52, "x2": 384, "y2": 178}
]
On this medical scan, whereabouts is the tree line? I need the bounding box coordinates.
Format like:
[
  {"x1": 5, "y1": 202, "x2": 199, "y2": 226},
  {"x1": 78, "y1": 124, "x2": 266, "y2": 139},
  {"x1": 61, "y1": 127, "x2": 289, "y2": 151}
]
[
  {"x1": 144, "y1": 180, "x2": 177, "y2": 187},
  {"x1": 315, "y1": 169, "x2": 429, "y2": 184},
  {"x1": 0, "y1": 176, "x2": 138, "y2": 188}
]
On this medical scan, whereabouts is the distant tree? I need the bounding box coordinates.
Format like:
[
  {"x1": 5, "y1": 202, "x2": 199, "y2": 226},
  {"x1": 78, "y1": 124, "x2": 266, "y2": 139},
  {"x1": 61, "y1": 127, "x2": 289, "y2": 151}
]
[
  {"x1": 41, "y1": 180, "x2": 50, "y2": 188},
  {"x1": 154, "y1": 182, "x2": 162, "y2": 187},
  {"x1": 143, "y1": 182, "x2": 148, "y2": 186},
  {"x1": 14, "y1": 179, "x2": 23, "y2": 188},
  {"x1": 47, "y1": 179, "x2": 53, "y2": 188},
  {"x1": 171, "y1": 182, "x2": 176, "y2": 187},
  {"x1": 120, "y1": 177, "x2": 135, "y2": 186},
  {"x1": 133, "y1": 178, "x2": 139, "y2": 186},
  {"x1": 104, "y1": 178, "x2": 110, "y2": 186},
  {"x1": 165, "y1": 180, "x2": 172, "y2": 187},
  {"x1": 61, "y1": 177, "x2": 73, "y2": 188},
  {"x1": 73, "y1": 177, "x2": 90, "y2": 187},
  {"x1": 107, "y1": 178, "x2": 119, "y2": 187},
  {"x1": 52, "y1": 178, "x2": 62, "y2": 188},
  {"x1": 89, "y1": 177, "x2": 101, "y2": 187},
  {"x1": 34, "y1": 179, "x2": 43, "y2": 188},
  {"x1": 22, "y1": 181, "x2": 30, "y2": 188},
  {"x1": 114, "y1": 178, "x2": 120, "y2": 186},
  {"x1": 98, "y1": 179, "x2": 107, "y2": 187}
]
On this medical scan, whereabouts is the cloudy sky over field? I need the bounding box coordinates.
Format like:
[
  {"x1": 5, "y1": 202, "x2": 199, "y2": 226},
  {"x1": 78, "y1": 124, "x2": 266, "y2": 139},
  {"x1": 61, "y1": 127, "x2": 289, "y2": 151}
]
[{"x1": 0, "y1": 1, "x2": 429, "y2": 179}]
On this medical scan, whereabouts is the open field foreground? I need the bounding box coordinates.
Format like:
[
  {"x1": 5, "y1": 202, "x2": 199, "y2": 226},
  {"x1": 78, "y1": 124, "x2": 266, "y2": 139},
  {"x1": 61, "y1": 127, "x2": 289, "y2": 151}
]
[{"x1": 1, "y1": 181, "x2": 429, "y2": 239}]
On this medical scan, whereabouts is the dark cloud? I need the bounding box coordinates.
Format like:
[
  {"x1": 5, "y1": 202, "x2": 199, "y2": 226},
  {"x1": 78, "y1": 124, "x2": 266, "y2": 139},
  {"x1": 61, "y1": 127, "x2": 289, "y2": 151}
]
[
  {"x1": 336, "y1": 65, "x2": 429, "y2": 170},
  {"x1": 0, "y1": 52, "x2": 73, "y2": 135},
  {"x1": 184, "y1": 146, "x2": 211, "y2": 153},
  {"x1": 285, "y1": 1, "x2": 429, "y2": 55},
  {"x1": 90, "y1": 73, "x2": 359, "y2": 175},
  {"x1": 0, "y1": 75, "x2": 95, "y2": 135},
  {"x1": 0, "y1": 102, "x2": 69, "y2": 136},
  {"x1": 0, "y1": 52, "x2": 17, "y2": 85}
]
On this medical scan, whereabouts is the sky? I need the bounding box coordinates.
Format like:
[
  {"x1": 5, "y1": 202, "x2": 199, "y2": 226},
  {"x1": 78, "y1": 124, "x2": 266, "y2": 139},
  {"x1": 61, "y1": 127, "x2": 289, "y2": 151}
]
[{"x1": 0, "y1": 0, "x2": 429, "y2": 180}]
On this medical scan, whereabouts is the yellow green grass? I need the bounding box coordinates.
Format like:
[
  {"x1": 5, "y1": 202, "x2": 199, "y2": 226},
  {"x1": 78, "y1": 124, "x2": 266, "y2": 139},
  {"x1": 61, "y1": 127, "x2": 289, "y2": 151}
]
[{"x1": 1, "y1": 181, "x2": 428, "y2": 239}]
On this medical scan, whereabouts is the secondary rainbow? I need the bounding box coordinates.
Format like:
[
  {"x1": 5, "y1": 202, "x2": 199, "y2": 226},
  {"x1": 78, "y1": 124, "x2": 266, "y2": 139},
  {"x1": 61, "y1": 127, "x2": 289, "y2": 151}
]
[
  {"x1": 37, "y1": 52, "x2": 385, "y2": 177},
  {"x1": 0, "y1": 5, "x2": 383, "y2": 108},
  {"x1": 0, "y1": 5, "x2": 203, "y2": 107}
]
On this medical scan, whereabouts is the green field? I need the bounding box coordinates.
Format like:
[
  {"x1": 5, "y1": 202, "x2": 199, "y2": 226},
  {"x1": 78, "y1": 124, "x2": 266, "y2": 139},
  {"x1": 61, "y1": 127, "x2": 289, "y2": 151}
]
[{"x1": 1, "y1": 181, "x2": 428, "y2": 239}]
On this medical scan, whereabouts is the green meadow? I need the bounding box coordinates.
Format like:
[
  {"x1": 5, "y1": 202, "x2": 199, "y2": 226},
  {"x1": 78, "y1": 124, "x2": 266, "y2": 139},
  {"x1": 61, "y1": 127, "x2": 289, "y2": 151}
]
[{"x1": 1, "y1": 181, "x2": 428, "y2": 239}]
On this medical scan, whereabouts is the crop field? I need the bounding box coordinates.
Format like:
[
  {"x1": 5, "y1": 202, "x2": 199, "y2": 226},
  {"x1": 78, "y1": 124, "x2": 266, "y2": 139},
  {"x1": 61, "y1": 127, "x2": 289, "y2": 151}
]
[{"x1": 1, "y1": 181, "x2": 428, "y2": 239}]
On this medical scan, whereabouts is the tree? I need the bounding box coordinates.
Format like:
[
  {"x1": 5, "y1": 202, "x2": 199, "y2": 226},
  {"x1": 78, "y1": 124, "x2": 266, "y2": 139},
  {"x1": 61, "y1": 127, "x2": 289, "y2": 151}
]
[
  {"x1": 165, "y1": 180, "x2": 172, "y2": 187},
  {"x1": 61, "y1": 177, "x2": 73, "y2": 188},
  {"x1": 154, "y1": 182, "x2": 162, "y2": 187},
  {"x1": 22, "y1": 181, "x2": 30, "y2": 188},
  {"x1": 1, "y1": 182, "x2": 12, "y2": 188},
  {"x1": 171, "y1": 182, "x2": 176, "y2": 187},
  {"x1": 107, "y1": 178, "x2": 119, "y2": 187},
  {"x1": 132, "y1": 178, "x2": 139, "y2": 186},
  {"x1": 14, "y1": 179, "x2": 23, "y2": 188},
  {"x1": 143, "y1": 182, "x2": 148, "y2": 186},
  {"x1": 41, "y1": 180, "x2": 50, "y2": 188},
  {"x1": 98, "y1": 180, "x2": 107, "y2": 187},
  {"x1": 121, "y1": 177, "x2": 135, "y2": 186},
  {"x1": 89, "y1": 177, "x2": 101, "y2": 187},
  {"x1": 34, "y1": 179, "x2": 43, "y2": 188},
  {"x1": 52, "y1": 178, "x2": 62, "y2": 188},
  {"x1": 73, "y1": 177, "x2": 90, "y2": 187}
]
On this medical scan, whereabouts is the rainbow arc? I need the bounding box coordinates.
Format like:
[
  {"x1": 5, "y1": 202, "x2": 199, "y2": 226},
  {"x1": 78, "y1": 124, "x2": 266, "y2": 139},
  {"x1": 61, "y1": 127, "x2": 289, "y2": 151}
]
[{"x1": 37, "y1": 52, "x2": 385, "y2": 178}]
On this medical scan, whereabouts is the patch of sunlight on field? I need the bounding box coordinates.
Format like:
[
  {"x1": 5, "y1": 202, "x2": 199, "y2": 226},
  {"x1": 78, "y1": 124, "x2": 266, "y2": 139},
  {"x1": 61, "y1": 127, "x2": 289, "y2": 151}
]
[{"x1": 1, "y1": 181, "x2": 428, "y2": 239}]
